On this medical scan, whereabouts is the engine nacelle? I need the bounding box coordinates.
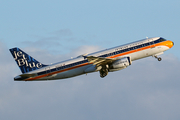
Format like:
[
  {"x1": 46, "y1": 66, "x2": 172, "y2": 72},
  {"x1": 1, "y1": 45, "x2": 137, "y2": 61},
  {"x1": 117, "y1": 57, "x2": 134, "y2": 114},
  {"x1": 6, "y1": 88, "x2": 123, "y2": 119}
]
[{"x1": 110, "y1": 57, "x2": 132, "y2": 69}]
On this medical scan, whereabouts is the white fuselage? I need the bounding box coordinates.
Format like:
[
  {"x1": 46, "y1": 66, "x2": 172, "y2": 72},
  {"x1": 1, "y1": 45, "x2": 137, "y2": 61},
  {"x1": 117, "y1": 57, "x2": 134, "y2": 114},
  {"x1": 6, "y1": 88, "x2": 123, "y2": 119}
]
[{"x1": 19, "y1": 37, "x2": 173, "y2": 81}]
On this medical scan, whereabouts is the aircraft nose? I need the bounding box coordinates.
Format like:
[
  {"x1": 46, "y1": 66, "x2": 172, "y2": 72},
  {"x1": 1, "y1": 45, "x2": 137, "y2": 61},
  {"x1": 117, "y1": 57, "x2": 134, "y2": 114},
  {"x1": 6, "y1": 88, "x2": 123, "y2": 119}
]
[
  {"x1": 171, "y1": 41, "x2": 174, "y2": 48},
  {"x1": 167, "y1": 40, "x2": 174, "y2": 48}
]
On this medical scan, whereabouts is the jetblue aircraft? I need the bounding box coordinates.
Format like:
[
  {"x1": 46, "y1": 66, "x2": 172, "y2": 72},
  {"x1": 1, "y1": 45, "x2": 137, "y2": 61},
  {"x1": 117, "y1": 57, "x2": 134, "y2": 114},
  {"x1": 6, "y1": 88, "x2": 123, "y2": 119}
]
[{"x1": 10, "y1": 37, "x2": 174, "y2": 81}]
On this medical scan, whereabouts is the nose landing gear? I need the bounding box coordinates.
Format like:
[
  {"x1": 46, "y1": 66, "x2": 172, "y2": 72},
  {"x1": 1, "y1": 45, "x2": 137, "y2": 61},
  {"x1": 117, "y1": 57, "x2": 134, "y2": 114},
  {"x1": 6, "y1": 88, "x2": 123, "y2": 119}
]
[
  {"x1": 154, "y1": 55, "x2": 162, "y2": 61},
  {"x1": 157, "y1": 57, "x2": 162, "y2": 61},
  {"x1": 152, "y1": 52, "x2": 164, "y2": 62}
]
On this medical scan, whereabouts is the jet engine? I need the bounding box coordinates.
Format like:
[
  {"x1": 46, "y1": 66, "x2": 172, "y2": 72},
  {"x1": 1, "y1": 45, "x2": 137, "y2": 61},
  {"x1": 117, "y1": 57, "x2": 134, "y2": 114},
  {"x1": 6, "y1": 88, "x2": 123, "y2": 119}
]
[{"x1": 109, "y1": 57, "x2": 132, "y2": 72}]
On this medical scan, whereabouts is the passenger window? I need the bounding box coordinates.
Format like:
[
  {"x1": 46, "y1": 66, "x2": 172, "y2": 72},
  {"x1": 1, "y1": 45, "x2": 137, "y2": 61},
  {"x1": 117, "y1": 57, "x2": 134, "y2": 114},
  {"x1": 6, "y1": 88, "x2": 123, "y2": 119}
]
[
  {"x1": 150, "y1": 41, "x2": 154, "y2": 45},
  {"x1": 145, "y1": 43, "x2": 149, "y2": 46},
  {"x1": 109, "y1": 53, "x2": 113, "y2": 56},
  {"x1": 154, "y1": 40, "x2": 159, "y2": 43},
  {"x1": 137, "y1": 45, "x2": 141, "y2": 48},
  {"x1": 116, "y1": 51, "x2": 119, "y2": 54},
  {"x1": 51, "y1": 69, "x2": 56, "y2": 72},
  {"x1": 128, "y1": 47, "x2": 132, "y2": 51},
  {"x1": 56, "y1": 67, "x2": 59, "y2": 71}
]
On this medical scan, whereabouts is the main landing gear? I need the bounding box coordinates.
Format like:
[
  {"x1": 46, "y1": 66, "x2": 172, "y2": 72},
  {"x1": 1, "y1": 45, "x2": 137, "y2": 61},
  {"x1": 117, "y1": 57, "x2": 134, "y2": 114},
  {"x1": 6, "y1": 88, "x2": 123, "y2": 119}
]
[
  {"x1": 154, "y1": 55, "x2": 162, "y2": 61},
  {"x1": 99, "y1": 65, "x2": 109, "y2": 78},
  {"x1": 99, "y1": 68, "x2": 108, "y2": 78}
]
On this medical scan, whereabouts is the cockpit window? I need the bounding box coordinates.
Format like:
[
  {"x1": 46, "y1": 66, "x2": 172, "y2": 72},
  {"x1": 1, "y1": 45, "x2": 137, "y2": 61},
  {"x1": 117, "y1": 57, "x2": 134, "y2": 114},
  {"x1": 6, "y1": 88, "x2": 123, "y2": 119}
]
[{"x1": 159, "y1": 38, "x2": 166, "y2": 42}]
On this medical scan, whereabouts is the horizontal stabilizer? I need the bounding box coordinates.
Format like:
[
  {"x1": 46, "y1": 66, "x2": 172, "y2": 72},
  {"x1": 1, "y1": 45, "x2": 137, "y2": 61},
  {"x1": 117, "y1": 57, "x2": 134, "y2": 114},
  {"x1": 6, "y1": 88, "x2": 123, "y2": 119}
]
[{"x1": 19, "y1": 73, "x2": 37, "y2": 78}]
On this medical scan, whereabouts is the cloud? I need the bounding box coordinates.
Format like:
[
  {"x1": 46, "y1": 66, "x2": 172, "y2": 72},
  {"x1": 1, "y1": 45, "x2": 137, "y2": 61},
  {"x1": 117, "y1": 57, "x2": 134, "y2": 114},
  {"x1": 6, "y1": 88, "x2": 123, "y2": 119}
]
[
  {"x1": 13, "y1": 45, "x2": 102, "y2": 64},
  {"x1": 0, "y1": 41, "x2": 180, "y2": 120},
  {"x1": 21, "y1": 29, "x2": 90, "y2": 55},
  {"x1": 21, "y1": 37, "x2": 61, "y2": 48}
]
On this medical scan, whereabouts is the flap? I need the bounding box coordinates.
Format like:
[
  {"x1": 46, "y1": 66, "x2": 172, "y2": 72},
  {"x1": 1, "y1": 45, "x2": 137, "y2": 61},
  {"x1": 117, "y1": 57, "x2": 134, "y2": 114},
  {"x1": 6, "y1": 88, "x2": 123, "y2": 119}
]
[{"x1": 84, "y1": 56, "x2": 117, "y2": 66}]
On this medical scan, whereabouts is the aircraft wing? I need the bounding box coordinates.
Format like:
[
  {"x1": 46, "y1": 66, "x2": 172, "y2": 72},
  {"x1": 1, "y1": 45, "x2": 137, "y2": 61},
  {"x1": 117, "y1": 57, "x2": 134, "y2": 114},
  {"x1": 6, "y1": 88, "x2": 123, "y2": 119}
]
[{"x1": 84, "y1": 56, "x2": 117, "y2": 66}]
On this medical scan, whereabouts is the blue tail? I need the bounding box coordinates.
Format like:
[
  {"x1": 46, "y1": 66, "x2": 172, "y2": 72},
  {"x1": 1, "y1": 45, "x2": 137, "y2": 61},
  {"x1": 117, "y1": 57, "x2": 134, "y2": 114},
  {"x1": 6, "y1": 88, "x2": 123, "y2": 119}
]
[{"x1": 9, "y1": 47, "x2": 47, "y2": 73}]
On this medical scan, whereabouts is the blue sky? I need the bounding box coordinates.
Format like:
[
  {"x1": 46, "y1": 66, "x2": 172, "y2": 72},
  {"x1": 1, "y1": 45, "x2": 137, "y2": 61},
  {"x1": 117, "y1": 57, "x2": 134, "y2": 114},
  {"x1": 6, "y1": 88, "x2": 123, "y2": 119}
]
[
  {"x1": 0, "y1": 0, "x2": 179, "y2": 56},
  {"x1": 0, "y1": 0, "x2": 180, "y2": 120}
]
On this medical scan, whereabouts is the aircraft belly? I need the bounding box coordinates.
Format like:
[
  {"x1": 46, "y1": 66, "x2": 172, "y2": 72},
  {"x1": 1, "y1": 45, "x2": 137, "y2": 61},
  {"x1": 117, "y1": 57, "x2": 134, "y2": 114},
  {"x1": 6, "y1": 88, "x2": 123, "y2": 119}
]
[{"x1": 48, "y1": 65, "x2": 91, "y2": 80}]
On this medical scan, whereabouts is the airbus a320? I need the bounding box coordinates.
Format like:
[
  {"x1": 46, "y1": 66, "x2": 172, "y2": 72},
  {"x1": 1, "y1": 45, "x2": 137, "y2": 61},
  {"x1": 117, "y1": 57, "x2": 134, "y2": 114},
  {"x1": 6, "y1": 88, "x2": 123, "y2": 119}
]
[{"x1": 9, "y1": 37, "x2": 174, "y2": 81}]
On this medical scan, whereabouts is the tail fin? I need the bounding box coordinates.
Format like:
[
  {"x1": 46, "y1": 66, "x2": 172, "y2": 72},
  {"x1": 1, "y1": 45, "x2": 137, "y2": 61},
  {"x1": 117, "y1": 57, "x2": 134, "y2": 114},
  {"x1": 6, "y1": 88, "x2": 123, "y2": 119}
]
[{"x1": 9, "y1": 47, "x2": 47, "y2": 73}]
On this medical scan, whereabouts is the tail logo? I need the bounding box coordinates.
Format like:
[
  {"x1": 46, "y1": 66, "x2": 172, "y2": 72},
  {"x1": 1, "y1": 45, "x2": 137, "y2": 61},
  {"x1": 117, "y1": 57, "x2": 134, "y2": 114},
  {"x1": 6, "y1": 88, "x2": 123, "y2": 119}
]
[
  {"x1": 9, "y1": 47, "x2": 47, "y2": 73},
  {"x1": 13, "y1": 50, "x2": 43, "y2": 69}
]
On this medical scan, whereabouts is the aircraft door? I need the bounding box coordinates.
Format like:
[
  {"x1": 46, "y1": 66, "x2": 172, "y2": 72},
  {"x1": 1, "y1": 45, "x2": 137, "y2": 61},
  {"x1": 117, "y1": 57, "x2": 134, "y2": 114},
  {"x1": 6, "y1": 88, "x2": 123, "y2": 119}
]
[
  {"x1": 150, "y1": 40, "x2": 155, "y2": 48},
  {"x1": 45, "y1": 67, "x2": 51, "y2": 76}
]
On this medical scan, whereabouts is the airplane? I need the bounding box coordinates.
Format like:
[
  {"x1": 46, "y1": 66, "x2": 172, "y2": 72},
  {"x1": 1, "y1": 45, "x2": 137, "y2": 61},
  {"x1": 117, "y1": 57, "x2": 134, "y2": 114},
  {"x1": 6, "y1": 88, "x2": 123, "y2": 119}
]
[{"x1": 9, "y1": 37, "x2": 174, "y2": 81}]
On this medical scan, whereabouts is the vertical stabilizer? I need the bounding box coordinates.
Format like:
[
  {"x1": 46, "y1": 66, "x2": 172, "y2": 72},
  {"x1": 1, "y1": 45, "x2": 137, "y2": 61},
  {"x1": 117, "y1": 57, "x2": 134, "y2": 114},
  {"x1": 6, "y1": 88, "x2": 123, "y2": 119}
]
[{"x1": 9, "y1": 47, "x2": 47, "y2": 73}]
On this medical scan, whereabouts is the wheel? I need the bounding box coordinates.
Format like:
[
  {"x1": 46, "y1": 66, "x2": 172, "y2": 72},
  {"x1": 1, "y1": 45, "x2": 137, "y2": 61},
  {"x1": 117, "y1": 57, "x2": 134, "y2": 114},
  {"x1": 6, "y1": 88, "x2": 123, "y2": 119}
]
[
  {"x1": 99, "y1": 69, "x2": 108, "y2": 78},
  {"x1": 100, "y1": 74, "x2": 104, "y2": 78},
  {"x1": 158, "y1": 57, "x2": 162, "y2": 61},
  {"x1": 100, "y1": 71, "x2": 105, "y2": 78},
  {"x1": 103, "y1": 73, "x2": 107, "y2": 77}
]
